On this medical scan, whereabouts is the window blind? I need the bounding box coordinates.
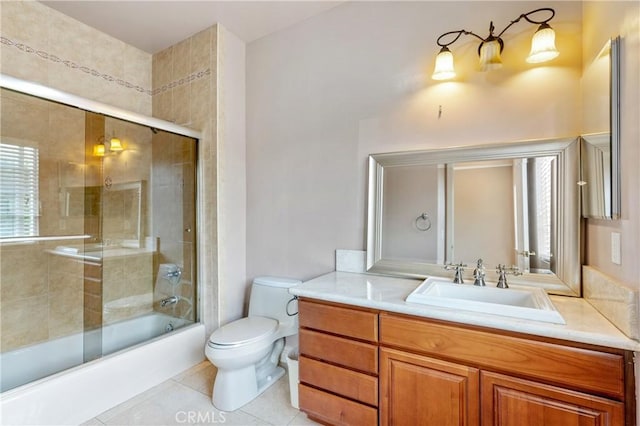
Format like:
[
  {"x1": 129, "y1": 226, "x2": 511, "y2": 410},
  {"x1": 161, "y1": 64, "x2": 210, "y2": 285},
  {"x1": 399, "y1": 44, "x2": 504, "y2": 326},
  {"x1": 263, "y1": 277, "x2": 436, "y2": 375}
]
[
  {"x1": 534, "y1": 157, "x2": 552, "y2": 262},
  {"x1": 0, "y1": 143, "x2": 39, "y2": 238}
]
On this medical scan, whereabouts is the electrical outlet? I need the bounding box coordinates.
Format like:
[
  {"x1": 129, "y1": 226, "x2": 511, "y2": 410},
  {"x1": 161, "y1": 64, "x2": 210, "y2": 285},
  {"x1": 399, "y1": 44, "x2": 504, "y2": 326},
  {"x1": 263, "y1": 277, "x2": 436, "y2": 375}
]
[{"x1": 611, "y1": 232, "x2": 621, "y2": 265}]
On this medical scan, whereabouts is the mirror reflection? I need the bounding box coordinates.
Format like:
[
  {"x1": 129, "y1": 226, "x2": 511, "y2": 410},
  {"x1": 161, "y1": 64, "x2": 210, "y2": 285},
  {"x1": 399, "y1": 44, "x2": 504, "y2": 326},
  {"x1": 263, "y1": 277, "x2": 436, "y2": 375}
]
[
  {"x1": 367, "y1": 138, "x2": 580, "y2": 296},
  {"x1": 449, "y1": 156, "x2": 556, "y2": 275},
  {"x1": 580, "y1": 36, "x2": 621, "y2": 219}
]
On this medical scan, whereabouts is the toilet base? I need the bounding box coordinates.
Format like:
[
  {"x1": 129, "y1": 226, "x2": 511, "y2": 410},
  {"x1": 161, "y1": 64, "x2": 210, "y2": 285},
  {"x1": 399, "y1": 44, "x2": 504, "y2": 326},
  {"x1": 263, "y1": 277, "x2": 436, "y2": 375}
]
[{"x1": 212, "y1": 364, "x2": 285, "y2": 411}]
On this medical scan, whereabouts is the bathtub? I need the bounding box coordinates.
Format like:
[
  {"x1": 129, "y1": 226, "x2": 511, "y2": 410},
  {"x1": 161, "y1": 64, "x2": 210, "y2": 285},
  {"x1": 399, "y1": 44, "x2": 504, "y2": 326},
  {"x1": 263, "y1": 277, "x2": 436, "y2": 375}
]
[{"x1": 1, "y1": 312, "x2": 205, "y2": 425}]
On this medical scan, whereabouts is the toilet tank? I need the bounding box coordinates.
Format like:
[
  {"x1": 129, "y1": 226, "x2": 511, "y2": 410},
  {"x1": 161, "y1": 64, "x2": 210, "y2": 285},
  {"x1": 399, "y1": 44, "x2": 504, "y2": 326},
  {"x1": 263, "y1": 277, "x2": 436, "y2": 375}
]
[{"x1": 248, "y1": 276, "x2": 301, "y2": 335}]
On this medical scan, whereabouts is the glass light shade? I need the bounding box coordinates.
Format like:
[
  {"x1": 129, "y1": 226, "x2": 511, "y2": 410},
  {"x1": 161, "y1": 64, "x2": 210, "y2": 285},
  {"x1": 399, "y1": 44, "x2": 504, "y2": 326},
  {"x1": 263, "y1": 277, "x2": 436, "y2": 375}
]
[
  {"x1": 479, "y1": 39, "x2": 502, "y2": 71},
  {"x1": 527, "y1": 24, "x2": 559, "y2": 63},
  {"x1": 432, "y1": 47, "x2": 456, "y2": 80},
  {"x1": 109, "y1": 137, "x2": 123, "y2": 151},
  {"x1": 93, "y1": 143, "x2": 105, "y2": 157}
]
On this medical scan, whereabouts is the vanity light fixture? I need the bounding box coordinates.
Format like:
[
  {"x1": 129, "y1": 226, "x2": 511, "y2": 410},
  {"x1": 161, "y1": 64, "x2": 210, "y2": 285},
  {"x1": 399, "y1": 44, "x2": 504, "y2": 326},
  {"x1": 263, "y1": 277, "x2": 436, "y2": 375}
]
[
  {"x1": 92, "y1": 140, "x2": 106, "y2": 157},
  {"x1": 432, "y1": 7, "x2": 559, "y2": 80},
  {"x1": 108, "y1": 137, "x2": 123, "y2": 152},
  {"x1": 93, "y1": 135, "x2": 124, "y2": 157}
]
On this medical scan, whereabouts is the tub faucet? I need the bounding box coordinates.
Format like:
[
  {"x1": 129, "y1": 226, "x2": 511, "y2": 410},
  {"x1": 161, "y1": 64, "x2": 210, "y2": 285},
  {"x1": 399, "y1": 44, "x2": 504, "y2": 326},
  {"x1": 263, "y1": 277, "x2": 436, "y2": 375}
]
[{"x1": 160, "y1": 296, "x2": 178, "y2": 307}]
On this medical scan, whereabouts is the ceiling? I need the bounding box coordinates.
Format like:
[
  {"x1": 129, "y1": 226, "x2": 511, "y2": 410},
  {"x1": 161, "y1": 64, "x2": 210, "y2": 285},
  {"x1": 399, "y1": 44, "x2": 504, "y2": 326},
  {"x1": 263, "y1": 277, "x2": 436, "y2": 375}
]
[{"x1": 41, "y1": 1, "x2": 344, "y2": 53}]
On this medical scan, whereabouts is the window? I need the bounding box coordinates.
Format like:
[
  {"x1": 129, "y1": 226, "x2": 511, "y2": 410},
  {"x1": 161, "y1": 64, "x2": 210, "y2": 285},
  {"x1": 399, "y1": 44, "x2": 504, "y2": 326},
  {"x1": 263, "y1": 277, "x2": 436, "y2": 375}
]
[
  {"x1": 534, "y1": 157, "x2": 553, "y2": 262},
  {"x1": 0, "y1": 143, "x2": 39, "y2": 238}
]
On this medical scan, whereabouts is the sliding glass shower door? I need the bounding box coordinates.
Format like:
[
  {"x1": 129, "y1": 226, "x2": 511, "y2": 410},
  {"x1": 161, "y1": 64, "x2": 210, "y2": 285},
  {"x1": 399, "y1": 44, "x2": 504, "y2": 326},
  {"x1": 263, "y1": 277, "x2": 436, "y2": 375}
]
[{"x1": 0, "y1": 87, "x2": 198, "y2": 391}]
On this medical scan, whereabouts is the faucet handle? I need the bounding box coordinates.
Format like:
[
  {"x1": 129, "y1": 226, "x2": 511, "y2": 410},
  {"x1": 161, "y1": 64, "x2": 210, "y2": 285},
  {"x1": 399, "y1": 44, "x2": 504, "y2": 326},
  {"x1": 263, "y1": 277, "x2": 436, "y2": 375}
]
[
  {"x1": 495, "y1": 264, "x2": 521, "y2": 288},
  {"x1": 444, "y1": 262, "x2": 467, "y2": 284}
]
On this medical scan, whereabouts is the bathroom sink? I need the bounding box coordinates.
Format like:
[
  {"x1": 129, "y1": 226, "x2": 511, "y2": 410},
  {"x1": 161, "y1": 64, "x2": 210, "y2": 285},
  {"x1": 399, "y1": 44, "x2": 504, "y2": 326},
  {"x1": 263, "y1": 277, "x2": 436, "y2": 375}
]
[{"x1": 406, "y1": 277, "x2": 565, "y2": 324}]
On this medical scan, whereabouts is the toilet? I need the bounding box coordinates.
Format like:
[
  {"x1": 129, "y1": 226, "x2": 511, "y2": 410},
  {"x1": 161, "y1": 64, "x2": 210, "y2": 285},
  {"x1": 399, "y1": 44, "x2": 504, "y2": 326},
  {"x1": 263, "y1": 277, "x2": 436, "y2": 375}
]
[{"x1": 205, "y1": 276, "x2": 301, "y2": 411}]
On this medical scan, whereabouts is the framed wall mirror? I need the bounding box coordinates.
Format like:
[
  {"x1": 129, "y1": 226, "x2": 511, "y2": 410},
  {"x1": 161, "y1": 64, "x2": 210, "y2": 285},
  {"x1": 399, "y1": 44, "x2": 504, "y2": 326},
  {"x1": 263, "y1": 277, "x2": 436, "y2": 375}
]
[
  {"x1": 366, "y1": 138, "x2": 581, "y2": 296},
  {"x1": 580, "y1": 36, "x2": 621, "y2": 219}
]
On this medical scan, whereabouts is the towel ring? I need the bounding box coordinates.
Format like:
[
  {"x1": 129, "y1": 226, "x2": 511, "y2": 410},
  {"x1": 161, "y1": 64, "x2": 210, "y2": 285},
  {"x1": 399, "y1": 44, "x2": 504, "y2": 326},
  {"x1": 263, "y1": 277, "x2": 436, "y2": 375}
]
[{"x1": 415, "y1": 213, "x2": 432, "y2": 231}]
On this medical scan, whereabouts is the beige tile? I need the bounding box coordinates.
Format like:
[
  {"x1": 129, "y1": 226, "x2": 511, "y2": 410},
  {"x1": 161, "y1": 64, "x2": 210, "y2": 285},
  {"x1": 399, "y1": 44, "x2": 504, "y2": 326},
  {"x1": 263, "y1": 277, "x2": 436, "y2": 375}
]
[
  {"x1": 189, "y1": 27, "x2": 213, "y2": 74},
  {"x1": 100, "y1": 381, "x2": 268, "y2": 426},
  {"x1": 240, "y1": 376, "x2": 300, "y2": 426},
  {"x1": 1, "y1": 295, "x2": 49, "y2": 351},
  {"x1": 0, "y1": 44, "x2": 49, "y2": 84},
  {"x1": 153, "y1": 91, "x2": 173, "y2": 122},
  {"x1": 288, "y1": 412, "x2": 321, "y2": 426},
  {"x1": 80, "y1": 418, "x2": 105, "y2": 426},
  {"x1": 152, "y1": 46, "x2": 173, "y2": 90},
  {"x1": 90, "y1": 31, "x2": 126, "y2": 81},
  {"x1": 189, "y1": 78, "x2": 211, "y2": 129},
  {"x1": 583, "y1": 265, "x2": 640, "y2": 339},
  {"x1": 96, "y1": 380, "x2": 177, "y2": 423},
  {"x1": 123, "y1": 44, "x2": 152, "y2": 91},
  {"x1": 48, "y1": 285, "x2": 83, "y2": 338},
  {"x1": 172, "y1": 37, "x2": 191, "y2": 82},
  {"x1": 0, "y1": 1, "x2": 49, "y2": 50},
  {"x1": 48, "y1": 9, "x2": 93, "y2": 66},
  {"x1": 173, "y1": 361, "x2": 217, "y2": 397},
  {"x1": 173, "y1": 85, "x2": 191, "y2": 126}
]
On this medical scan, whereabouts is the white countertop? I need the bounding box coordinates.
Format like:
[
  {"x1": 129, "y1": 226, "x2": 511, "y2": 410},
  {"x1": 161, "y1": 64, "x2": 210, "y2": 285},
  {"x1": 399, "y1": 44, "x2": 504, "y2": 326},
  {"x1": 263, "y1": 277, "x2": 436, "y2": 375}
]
[{"x1": 290, "y1": 271, "x2": 640, "y2": 351}]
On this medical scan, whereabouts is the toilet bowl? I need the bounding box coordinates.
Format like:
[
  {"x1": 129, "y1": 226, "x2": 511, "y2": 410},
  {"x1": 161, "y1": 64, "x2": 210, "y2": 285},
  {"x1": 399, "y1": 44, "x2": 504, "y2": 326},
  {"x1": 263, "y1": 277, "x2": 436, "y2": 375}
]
[{"x1": 205, "y1": 276, "x2": 301, "y2": 411}]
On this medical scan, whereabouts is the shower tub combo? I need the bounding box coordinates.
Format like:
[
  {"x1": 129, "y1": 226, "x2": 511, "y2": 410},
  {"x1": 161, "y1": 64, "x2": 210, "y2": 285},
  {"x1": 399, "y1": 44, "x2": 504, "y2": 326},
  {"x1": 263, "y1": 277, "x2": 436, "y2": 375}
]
[{"x1": 0, "y1": 75, "x2": 205, "y2": 425}]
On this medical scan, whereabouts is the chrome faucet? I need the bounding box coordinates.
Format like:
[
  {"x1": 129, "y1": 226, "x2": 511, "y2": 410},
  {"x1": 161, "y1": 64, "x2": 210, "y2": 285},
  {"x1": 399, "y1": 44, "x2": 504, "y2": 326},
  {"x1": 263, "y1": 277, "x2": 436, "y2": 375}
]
[
  {"x1": 160, "y1": 296, "x2": 178, "y2": 307},
  {"x1": 444, "y1": 263, "x2": 466, "y2": 284},
  {"x1": 473, "y1": 259, "x2": 486, "y2": 286},
  {"x1": 495, "y1": 264, "x2": 522, "y2": 289}
]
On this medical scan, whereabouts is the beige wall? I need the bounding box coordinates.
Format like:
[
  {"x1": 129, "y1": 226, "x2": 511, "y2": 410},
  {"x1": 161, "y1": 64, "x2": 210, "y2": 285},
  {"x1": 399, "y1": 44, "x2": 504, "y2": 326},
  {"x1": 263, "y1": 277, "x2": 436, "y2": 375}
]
[
  {"x1": 246, "y1": 1, "x2": 582, "y2": 281},
  {"x1": 453, "y1": 165, "x2": 516, "y2": 268},
  {"x1": 382, "y1": 165, "x2": 442, "y2": 263},
  {"x1": 216, "y1": 26, "x2": 247, "y2": 324},
  {"x1": 582, "y1": 1, "x2": 640, "y2": 287}
]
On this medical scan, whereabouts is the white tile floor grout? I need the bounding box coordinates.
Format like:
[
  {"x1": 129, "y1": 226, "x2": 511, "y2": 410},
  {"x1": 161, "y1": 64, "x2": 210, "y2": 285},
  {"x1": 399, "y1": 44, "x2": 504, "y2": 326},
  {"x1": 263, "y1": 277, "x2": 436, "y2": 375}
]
[{"x1": 82, "y1": 361, "x2": 318, "y2": 426}]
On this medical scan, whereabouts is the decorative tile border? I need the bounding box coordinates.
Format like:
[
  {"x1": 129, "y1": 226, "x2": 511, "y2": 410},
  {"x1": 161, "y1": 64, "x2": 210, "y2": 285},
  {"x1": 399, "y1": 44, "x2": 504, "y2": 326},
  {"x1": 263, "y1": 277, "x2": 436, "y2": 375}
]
[
  {"x1": 1, "y1": 36, "x2": 211, "y2": 97},
  {"x1": 152, "y1": 69, "x2": 211, "y2": 96}
]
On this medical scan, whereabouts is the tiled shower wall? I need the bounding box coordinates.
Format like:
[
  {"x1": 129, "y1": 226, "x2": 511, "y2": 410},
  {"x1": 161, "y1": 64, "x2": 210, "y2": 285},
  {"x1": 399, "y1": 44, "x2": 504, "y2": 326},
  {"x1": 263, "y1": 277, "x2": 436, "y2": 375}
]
[
  {"x1": 151, "y1": 27, "x2": 219, "y2": 335},
  {"x1": 0, "y1": 2, "x2": 220, "y2": 348}
]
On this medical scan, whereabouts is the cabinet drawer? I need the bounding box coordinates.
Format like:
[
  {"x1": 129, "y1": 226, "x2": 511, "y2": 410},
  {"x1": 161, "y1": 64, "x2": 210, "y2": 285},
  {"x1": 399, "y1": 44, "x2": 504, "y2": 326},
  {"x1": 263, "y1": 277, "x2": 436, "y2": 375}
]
[
  {"x1": 299, "y1": 384, "x2": 378, "y2": 426},
  {"x1": 300, "y1": 328, "x2": 378, "y2": 374},
  {"x1": 299, "y1": 299, "x2": 378, "y2": 342},
  {"x1": 300, "y1": 356, "x2": 378, "y2": 406},
  {"x1": 380, "y1": 313, "x2": 625, "y2": 400}
]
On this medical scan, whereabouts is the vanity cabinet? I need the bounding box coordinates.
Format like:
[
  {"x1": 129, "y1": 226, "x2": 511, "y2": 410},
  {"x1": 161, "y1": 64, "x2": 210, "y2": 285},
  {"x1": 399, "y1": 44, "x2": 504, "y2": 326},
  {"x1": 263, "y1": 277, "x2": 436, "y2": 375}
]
[
  {"x1": 380, "y1": 312, "x2": 630, "y2": 426},
  {"x1": 298, "y1": 299, "x2": 379, "y2": 425},
  {"x1": 297, "y1": 299, "x2": 634, "y2": 426}
]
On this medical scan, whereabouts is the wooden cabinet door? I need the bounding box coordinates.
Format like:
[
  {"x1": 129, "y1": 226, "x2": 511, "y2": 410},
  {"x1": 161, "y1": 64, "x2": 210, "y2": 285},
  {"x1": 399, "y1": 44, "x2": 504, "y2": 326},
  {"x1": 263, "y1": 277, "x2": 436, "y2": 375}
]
[
  {"x1": 380, "y1": 347, "x2": 480, "y2": 426},
  {"x1": 481, "y1": 371, "x2": 625, "y2": 426}
]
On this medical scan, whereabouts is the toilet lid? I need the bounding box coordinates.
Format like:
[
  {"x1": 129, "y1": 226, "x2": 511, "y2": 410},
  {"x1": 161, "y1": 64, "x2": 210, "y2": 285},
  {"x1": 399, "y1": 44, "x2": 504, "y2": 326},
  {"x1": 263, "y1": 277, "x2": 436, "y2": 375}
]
[{"x1": 208, "y1": 316, "x2": 278, "y2": 346}]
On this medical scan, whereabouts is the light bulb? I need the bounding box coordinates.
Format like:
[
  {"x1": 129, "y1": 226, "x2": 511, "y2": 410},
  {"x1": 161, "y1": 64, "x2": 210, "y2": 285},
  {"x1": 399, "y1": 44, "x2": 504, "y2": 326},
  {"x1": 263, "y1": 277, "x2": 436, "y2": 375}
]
[
  {"x1": 432, "y1": 47, "x2": 456, "y2": 81},
  {"x1": 527, "y1": 23, "x2": 559, "y2": 63}
]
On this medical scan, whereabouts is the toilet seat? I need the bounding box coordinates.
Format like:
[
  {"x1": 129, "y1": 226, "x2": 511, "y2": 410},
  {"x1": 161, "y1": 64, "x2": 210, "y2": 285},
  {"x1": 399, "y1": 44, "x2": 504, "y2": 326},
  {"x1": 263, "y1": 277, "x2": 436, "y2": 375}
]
[{"x1": 208, "y1": 316, "x2": 278, "y2": 349}]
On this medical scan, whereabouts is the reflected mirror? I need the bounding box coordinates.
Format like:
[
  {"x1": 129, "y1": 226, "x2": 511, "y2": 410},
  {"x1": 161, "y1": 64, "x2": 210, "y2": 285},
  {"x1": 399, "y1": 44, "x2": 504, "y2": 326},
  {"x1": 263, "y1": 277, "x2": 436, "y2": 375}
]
[
  {"x1": 60, "y1": 180, "x2": 144, "y2": 247},
  {"x1": 367, "y1": 138, "x2": 581, "y2": 296},
  {"x1": 580, "y1": 37, "x2": 621, "y2": 219}
]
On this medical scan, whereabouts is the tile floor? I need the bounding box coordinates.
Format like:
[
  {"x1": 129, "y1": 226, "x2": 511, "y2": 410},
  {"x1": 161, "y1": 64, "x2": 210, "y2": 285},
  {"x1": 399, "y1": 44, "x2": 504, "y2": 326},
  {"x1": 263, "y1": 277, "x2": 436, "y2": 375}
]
[{"x1": 83, "y1": 362, "x2": 318, "y2": 426}]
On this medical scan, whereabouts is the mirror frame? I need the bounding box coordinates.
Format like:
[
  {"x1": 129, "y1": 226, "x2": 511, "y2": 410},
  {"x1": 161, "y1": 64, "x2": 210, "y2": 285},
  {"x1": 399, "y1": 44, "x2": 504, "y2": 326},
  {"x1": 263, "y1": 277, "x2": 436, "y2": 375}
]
[{"x1": 366, "y1": 137, "x2": 581, "y2": 296}]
